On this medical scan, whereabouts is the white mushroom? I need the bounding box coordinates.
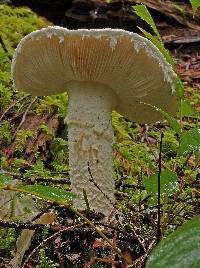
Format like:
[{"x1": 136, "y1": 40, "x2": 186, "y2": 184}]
[{"x1": 11, "y1": 27, "x2": 178, "y2": 216}]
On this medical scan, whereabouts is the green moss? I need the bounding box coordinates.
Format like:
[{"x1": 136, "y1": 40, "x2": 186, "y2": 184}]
[
  {"x1": 0, "y1": 84, "x2": 13, "y2": 108},
  {"x1": 35, "y1": 94, "x2": 68, "y2": 118},
  {"x1": 36, "y1": 249, "x2": 59, "y2": 268},
  {"x1": 24, "y1": 159, "x2": 51, "y2": 178},
  {"x1": 0, "y1": 228, "x2": 18, "y2": 255},
  {"x1": 162, "y1": 131, "x2": 179, "y2": 155},
  {"x1": 39, "y1": 123, "x2": 53, "y2": 136},
  {"x1": 15, "y1": 129, "x2": 36, "y2": 152},
  {"x1": 50, "y1": 137, "x2": 69, "y2": 171},
  {"x1": 0, "y1": 120, "x2": 12, "y2": 143},
  {"x1": 0, "y1": 4, "x2": 47, "y2": 49},
  {"x1": 0, "y1": 4, "x2": 48, "y2": 92}
]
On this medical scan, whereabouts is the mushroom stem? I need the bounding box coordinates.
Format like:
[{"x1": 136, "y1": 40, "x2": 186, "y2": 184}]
[{"x1": 65, "y1": 81, "x2": 118, "y2": 216}]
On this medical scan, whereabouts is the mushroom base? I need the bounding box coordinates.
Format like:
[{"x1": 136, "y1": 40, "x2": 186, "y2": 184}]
[{"x1": 65, "y1": 81, "x2": 118, "y2": 216}]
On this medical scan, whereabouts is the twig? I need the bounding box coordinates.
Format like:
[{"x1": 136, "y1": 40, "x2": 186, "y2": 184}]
[
  {"x1": 1, "y1": 184, "x2": 130, "y2": 265},
  {"x1": 70, "y1": 206, "x2": 130, "y2": 265},
  {"x1": 22, "y1": 222, "x2": 126, "y2": 267},
  {"x1": 87, "y1": 162, "x2": 115, "y2": 206},
  {"x1": 0, "y1": 170, "x2": 70, "y2": 184},
  {"x1": 28, "y1": 176, "x2": 70, "y2": 184},
  {"x1": 132, "y1": 239, "x2": 156, "y2": 268},
  {"x1": 0, "y1": 219, "x2": 47, "y2": 230},
  {"x1": 50, "y1": 171, "x2": 69, "y2": 175},
  {"x1": 157, "y1": 132, "x2": 164, "y2": 244},
  {"x1": 12, "y1": 96, "x2": 37, "y2": 140},
  {"x1": 138, "y1": 169, "x2": 143, "y2": 211},
  {"x1": 0, "y1": 95, "x2": 30, "y2": 122},
  {"x1": 83, "y1": 188, "x2": 91, "y2": 212},
  {"x1": 165, "y1": 198, "x2": 200, "y2": 228},
  {"x1": 0, "y1": 35, "x2": 12, "y2": 61},
  {"x1": 21, "y1": 224, "x2": 82, "y2": 268},
  {"x1": 83, "y1": 257, "x2": 120, "y2": 268},
  {"x1": 31, "y1": 204, "x2": 55, "y2": 222},
  {"x1": 0, "y1": 169, "x2": 22, "y2": 178}
]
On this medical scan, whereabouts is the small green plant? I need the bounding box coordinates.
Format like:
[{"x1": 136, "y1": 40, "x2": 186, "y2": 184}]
[
  {"x1": 36, "y1": 249, "x2": 59, "y2": 268},
  {"x1": 172, "y1": 3, "x2": 185, "y2": 15},
  {"x1": 0, "y1": 228, "x2": 18, "y2": 255},
  {"x1": 50, "y1": 137, "x2": 69, "y2": 171},
  {"x1": 15, "y1": 129, "x2": 36, "y2": 152},
  {"x1": 0, "y1": 120, "x2": 12, "y2": 143},
  {"x1": 35, "y1": 94, "x2": 68, "y2": 117},
  {"x1": 188, "y1": 0, "x2": 200, "y2": 16},
  {"x1": 0, "y1": 84, "x2": 13, "y2": 108},
  {"x1": 39, "y1": 123, "x2": 53, "y2": 136},
  {"x1": 24, "y1": 160, "x2": 51, "y2": 178},
  {"x1": 144, "y1": 169, "x2": 178, "y2": 197}
]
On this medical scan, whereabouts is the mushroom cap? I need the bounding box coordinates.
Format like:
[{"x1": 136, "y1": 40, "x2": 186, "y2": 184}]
[{"x1": 12, "y1": 26, "x2": 178, "y2": 123}]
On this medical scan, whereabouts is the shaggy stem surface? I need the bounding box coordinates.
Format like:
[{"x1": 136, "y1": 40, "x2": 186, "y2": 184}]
[{"x1": 65, "y1": 81, "x2": 118, "y2": 216}]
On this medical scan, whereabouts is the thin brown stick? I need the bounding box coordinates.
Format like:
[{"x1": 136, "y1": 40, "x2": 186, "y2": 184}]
[
  {"x1": 83, "y1": 257, "x2": 120, "y2": 268},
  {"x1": 31, "y1": 204, "x2": 55, "y2": 222},
  {"x1": 87, "y1": 161, "x2": 115, "y2": 206},
  {"x1": 70, "y1": 206, "x2": 129, "y2": 264},
  {"x1": 132, "y1": 239, "x2": 156, "y2": 268},
  {"x1": 0, "y1": 219, "x2": 48, "y2": 230},
  {"x1": 27, "y1": 176, "x2": 70, "y2": 184},
  {"x1": 0, "y1": 169, "x2": 22, "y2": 178},
  {"x1": 12, "y1": 96, "x2": 38, "y2": 140},
  {"x1": 21, "y1": 224, "x2": 83, "y2": 268},
  {"x1": 50, "y1": 171, "x2": 69, "y2": 175},
  {"x1": 0, "y1": 170, "x2": 70, "y2": 184},
  {"x1": 0, "y1": 95, "x2": 30, "y2": 122}
]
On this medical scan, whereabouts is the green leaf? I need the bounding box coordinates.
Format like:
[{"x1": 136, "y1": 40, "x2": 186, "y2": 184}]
[
  {"x1": 144, "y1": 169, "x2": 178, "y2": 196},
  {"x1": 133, "y1": 4, "x2": 162, "y2": 41},
  {"x1": 189, "y1": 0, "x2": 200, "y2": 16},
  {"x1": 0, "y1": 173, "x2": 13, "y2": 186},
  {"x1": 181, "y1": 99, "x2": 198, "y2": 118},
  {"x1": 179, "y1": 128, "x2": 200, "y2": 156},
  {"x1": 142, "y1": 103, "x2": 181, "y2": 135},
  {"x1": 17, "y1": 184, "x2": 75, "y2": 203},
  {"x1": 174, "y1": 76, "x2": 185, "y2": 100},
  {"x1": 158, "y1": 110, "x2": 181, "y2": 135},
  {"x1": 146, "y1": 215, "x2": 200, "y2": 268},
  {"x1": 138, "y1": 27, "x2": 175, "y2": 68}
]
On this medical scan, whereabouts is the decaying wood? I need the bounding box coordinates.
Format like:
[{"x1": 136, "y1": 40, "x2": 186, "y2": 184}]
[
  {"x1": 133, "y1": 0, "x2": 200, "y2": 30},
  {"x1": 0, "y1": 95, "x2": 30, "y2": 122},
  {"x1": 12, "y1": 96, "x2": 38, "y2": 140},
  {"x1": 10, "y1": 0, "x2": 200, "y2": 34},
  {"x1": 2, "y1": 114, "x2": 60, "y2": 164}
]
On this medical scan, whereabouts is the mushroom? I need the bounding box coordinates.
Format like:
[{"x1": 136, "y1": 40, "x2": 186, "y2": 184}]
[{"x1": 12, "y1": 27, "x2": 178, "y2": 216}]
